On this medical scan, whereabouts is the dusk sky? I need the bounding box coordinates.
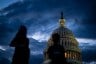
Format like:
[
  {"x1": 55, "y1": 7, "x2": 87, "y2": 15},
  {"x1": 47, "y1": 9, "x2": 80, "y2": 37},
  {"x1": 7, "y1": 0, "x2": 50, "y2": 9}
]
[{"x1": 0, "y1": 0, "x2": 96, "y2": 64}]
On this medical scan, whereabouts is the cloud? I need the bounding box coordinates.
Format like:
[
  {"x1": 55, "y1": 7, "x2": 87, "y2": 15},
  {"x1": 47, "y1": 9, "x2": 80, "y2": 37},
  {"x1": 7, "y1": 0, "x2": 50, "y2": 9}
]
[
  {"x1": 28, "y1": 32, "x2": 96, "y2": 44},
  {"x1": 0, "y1": 46, "x2": 6, "y2": 51},
  {"x1": 0, "y1": 0, "x2": 95, "y2": 46},
  {"x1": 77, "y1": 38, "x2": 96, "y2": 62},
  {"x1": 83, "y1": 62, "x2": 96, "y2": 64},
  {"x1": 77, "y1": 38, "x2": 96, "y2": 45},
  {"x1": 28, "y1": 31, "x2": 50, "y2": 42},
  {"x1": 81, "y1": 45, "x2": 96, "y2": 62},
  {"x1": 0, "y1": 0, "x2": 18, "y2": 9},
  {"x1": 31, "y1": 51, "x2": 43, "y2": 55},
  {"x1": 0, "y1": 18, "x2": 22, "y2": 45}
]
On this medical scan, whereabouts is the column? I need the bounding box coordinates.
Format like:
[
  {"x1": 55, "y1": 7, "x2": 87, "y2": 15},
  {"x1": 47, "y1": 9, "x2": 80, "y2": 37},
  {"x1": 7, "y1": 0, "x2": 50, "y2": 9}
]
[{"x1": 67, "y1": 51, "x2": 69, "y2": 59}]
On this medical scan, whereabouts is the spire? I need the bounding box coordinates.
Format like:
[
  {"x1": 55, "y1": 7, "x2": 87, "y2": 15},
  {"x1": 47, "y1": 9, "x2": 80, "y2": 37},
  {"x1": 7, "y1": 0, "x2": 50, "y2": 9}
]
[
  {"x1": 61, "y1": 12, "x2": 64, "y2": 19},
  {"x1": 59, "y1": 12, "x2": 65, "y2": 27}
]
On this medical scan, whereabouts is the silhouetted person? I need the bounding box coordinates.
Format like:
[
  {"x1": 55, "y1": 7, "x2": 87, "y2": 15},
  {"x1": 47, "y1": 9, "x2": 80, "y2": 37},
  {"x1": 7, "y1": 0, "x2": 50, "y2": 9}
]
[
  {"x1": 10, "y1": 25, "x2": 30, "y2": 64},
  {"x1": 47, "y1": 33, "x2": 66, "y2": 64}
]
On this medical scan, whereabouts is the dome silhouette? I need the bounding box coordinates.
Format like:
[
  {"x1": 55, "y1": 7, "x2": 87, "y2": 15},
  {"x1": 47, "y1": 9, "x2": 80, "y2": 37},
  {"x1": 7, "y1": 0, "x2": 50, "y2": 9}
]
[{"x1": 44, "y1": 12, "x2": 82, "y2": 64}]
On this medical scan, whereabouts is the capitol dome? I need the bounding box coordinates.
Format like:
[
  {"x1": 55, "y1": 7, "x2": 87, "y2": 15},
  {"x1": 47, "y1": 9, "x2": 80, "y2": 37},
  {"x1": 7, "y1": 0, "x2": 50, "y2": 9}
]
[{"x1": 44, "y1": 12, "x2": 82, "y2": 64}]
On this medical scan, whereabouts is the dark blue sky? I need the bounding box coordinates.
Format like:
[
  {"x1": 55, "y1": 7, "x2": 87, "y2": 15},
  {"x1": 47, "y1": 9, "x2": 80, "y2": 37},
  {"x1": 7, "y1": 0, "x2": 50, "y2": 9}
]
[
  {"x1": 0, "y1": 0, "x2": 18, "y2": 9},
  {"x1": 0, "y1": 0, "x2": 96, "y2": 64}
]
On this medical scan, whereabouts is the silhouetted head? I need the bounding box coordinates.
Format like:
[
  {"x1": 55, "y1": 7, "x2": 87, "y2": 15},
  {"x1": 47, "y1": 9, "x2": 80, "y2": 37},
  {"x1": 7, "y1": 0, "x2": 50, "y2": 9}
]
[
  {"x1": 52, "y1": 33, "x2": 60, "y2": 45},
  {"x1": 18, "y1": 25, "x2": 27, "y2": 37},
  {"x1": 10, "y1": 25, "x2": 27, "y2": 47}
]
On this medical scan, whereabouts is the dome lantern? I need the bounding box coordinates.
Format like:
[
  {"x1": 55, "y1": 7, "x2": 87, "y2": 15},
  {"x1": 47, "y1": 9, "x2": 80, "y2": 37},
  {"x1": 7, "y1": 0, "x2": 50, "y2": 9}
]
[{"x1": 59, "y1": 12, "x2": 66, "y2": 27}]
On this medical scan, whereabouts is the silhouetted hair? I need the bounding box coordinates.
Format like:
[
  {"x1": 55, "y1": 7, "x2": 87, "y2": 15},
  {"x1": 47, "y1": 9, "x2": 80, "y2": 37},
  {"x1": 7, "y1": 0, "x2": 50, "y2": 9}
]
[
  {"x1": 10, "y1": 25, "x2": 27, "y2": 47},
  {"x1": 17, "y1": 25, "x2": 27, "y2": 37}
]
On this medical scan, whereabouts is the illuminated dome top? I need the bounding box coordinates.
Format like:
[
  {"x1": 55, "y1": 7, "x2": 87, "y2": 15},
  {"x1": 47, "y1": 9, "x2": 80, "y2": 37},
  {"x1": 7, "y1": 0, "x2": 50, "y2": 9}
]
[
  {"x1": 48, "y1": 12, "x2": 80, "y2": 52},
  {"x1": 52, "y1": 26, "x2": 74, "y2": 37},
  {"x1": 45, "y1": 12, "x2": 82, "y2": 64}
]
